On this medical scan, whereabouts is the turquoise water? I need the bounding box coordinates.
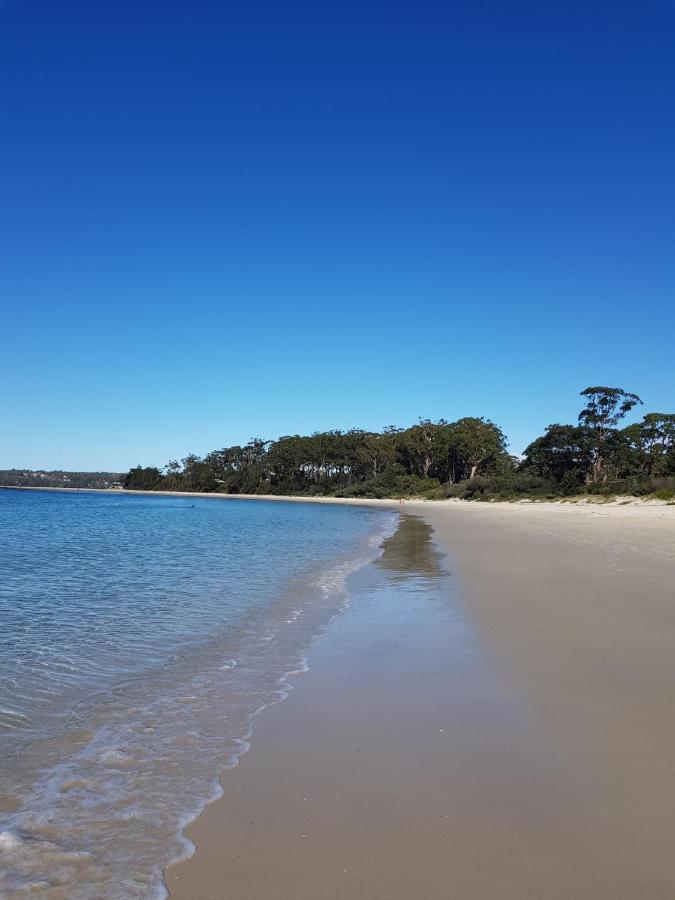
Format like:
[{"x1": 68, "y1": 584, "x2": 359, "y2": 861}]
[{"x1": 0, "y1": 489, "x2": 396, "y2": 897}]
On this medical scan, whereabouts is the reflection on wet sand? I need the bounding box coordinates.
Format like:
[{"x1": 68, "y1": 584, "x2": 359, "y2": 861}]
[{"x1": 375, "y1": 513, "x2": 445, "y2": 580}]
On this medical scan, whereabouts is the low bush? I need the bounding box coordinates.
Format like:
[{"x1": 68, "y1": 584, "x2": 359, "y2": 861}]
[
  {"x1": 335, "y1": 474, "x2": 441, "y2": 499},
  {"x1": 441, "y1": 474, "x2": 555, "y2": 501}
]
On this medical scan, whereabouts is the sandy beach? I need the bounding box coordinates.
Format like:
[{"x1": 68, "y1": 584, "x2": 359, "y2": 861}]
[{"x1": 165, "y1": 499, "x2": 675, "y2": 899}]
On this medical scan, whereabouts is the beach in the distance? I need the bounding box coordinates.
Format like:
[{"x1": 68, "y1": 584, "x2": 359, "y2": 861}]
[{"x1": 168, "y1": 499, "x2": 675, "y2": 899}]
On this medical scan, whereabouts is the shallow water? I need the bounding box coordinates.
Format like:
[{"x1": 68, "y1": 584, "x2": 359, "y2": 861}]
[{"x1": 0, "y1": 490, "x2": 397, "y2": 897}]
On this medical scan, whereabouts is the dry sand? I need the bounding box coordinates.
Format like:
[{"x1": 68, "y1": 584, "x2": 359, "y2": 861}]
[{"x1": 166, "y1": 499, "x2": 675, "y2": 899}]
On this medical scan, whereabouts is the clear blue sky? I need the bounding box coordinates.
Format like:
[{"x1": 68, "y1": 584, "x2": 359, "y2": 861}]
[{"x1": 2, "y1": 1, "x2": 673, "y2": 471}]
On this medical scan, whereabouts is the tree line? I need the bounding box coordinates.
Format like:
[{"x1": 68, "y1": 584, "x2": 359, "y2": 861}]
[{"x1": 123, "y1": 386, "x2": 675, "y2": 501}]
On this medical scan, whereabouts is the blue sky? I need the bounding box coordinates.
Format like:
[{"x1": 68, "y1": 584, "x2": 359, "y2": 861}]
[{"x1": 2, "y1": 1, "x2": 673, "y2": 471}]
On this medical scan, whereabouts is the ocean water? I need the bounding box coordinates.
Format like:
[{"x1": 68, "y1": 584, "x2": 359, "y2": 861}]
[{"x1": 0, "y1": 489, "x2": 397, "y2": 898}]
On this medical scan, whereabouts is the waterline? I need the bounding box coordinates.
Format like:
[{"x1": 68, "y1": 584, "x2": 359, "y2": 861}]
[{"x1": 0, "y1": 490, "x2": 397, "y2": 897}]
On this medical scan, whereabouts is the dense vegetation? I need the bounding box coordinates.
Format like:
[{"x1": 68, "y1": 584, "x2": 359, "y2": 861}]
[
  {"x1": 123, "y1": 387, "x2": 675, "y2": 501},
  {"x1": 0, "y1": 470, "x2": 123, "y2": 489}
]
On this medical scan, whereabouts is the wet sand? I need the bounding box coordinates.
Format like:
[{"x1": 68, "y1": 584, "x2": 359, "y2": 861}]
[{"x1": 169, "y1": 501, "x2": 675, "y2": 898}]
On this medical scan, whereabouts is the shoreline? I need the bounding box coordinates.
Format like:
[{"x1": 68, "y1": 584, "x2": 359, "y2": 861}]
[
  {"x1": 0, "y1": 492, "x2": 398, "y2": 897},
  {"x1": 168, "y1": 496, "x2": 675, "y2": 898},
  {"x1": 2, "y1": 484, "x2": 673, "y2": 517},
  {"x1": 163, "y1": 510, "x2": 401, "y2": 884},
  {"x1": 0, "y1": 485, "x2": 397, "y2": 506}
]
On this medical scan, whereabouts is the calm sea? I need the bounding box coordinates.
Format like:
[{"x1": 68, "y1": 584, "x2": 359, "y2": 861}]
[{"x1": 0, "y1": 489, "x2": 397, "y2": 898}]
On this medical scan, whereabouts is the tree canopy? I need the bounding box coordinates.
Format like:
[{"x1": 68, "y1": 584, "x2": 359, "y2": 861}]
[{"x1": 121, "y1": 386, "x2": 674, "y2": 501}]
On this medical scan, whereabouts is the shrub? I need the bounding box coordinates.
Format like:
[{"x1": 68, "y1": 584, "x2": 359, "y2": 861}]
[
  {"x1": 335, "y1": 474, "x2": 441, "y2": 499},
  {"x1": 441, "y1": 474, "x2": 554, "y2": 501}
]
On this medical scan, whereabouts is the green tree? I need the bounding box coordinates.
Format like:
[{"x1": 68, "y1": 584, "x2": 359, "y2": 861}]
[
  {"x1": 355, "y1": 431, "x2": 398, "y2": 480},
  {"x1": 622, "y1": 413, "x2": 675, "y2": 477},
  {"x1": 521, "y1": 424, "x2": 593, "y2": 486},
  {"x1": 449, "y1": 417, "x2": 507, "y2": 481},
  {"x1": 578, "y1": 386, "x2": 642, "y2": 483},
  {"x1": 123, "y1": 466, "x2": 164, "y2": 490},
  {"x1": 180, "y1": 454, "x2": 218, "y2": 492},
  {"x1": 397, "y1": 420, "x2": 452, "y2": 479},
  {"x1": 266, "y1": 435, "x2": 311, "y2": 493}
]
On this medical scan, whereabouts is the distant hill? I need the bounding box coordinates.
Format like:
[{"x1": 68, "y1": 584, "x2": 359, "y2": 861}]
[{"x1": 0, "y1": 470, "x2": 123, "y2": 489}]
